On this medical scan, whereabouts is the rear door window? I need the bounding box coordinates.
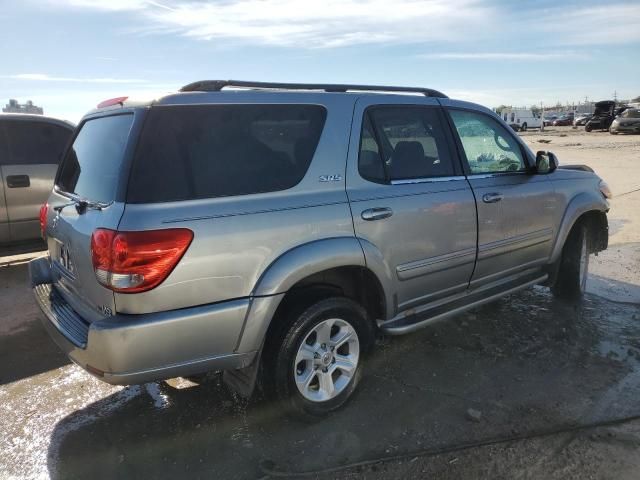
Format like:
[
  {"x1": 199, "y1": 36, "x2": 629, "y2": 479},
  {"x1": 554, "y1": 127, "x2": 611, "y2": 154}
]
[
  {"x1": 4, "y1": 121, "x2": 72, "y2": 165},
  {"x1": 128, "y1": 104, "x2": 327, "y2": 203},
  {"x1": 56, "y1": 114, "x2": 133, "y2": 203},
  {"x1": 358, "y1": 106, "x2": 455, "y2": 182}
]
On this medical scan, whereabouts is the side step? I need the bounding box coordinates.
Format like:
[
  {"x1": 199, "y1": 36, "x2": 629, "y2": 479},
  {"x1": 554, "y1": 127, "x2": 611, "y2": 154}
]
[{"x1": 381, "y1": 270, "x2": 547, "y2": 335}]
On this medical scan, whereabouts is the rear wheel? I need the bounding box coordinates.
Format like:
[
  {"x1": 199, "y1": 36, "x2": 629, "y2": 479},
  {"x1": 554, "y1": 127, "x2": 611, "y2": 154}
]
[
  {"x1": 521, "y1": 122, "x2": 527, "y2": 131},
  {"x1": 552, "y1": 225, "x2": 589, "y2": 299},
  {"x1": 268, "y1": 297, "x2": 374, "y2": 416}
]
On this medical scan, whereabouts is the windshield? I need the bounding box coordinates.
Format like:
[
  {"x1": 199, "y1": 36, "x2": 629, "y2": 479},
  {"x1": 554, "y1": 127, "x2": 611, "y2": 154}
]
[
  {"x1": 621, "y1": 109, "x2": 640, "y2": 118},
  {"x1": 56, "y1": 114, "x2": 133, "y2": 203}
]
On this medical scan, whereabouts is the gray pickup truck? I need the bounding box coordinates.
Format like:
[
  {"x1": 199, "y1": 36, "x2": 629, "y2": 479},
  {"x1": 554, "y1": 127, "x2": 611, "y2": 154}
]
[
  {"x1": 0, "y1": 114, "x2": 74, "y2": 245},
  {"x1": 30, "y1": 81, "x2": 609, "y2": 415}
]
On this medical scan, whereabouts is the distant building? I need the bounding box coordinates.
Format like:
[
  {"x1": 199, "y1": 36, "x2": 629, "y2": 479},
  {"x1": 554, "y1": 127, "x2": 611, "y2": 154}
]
[{"x1": 2, "y1": 99, "x2": 43, "y2": 114}]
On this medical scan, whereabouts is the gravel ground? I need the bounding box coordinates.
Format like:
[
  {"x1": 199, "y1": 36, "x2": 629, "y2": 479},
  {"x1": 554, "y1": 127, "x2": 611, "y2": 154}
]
[{"x1": 0, "y1": 127, "x2": 639, "y2": 479}]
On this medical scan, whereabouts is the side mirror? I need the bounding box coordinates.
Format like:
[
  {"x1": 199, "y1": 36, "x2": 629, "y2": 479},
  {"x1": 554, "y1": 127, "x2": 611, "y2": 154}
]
[{"x1": 535, "y1": 151, "x2": 558, "y2": 174}]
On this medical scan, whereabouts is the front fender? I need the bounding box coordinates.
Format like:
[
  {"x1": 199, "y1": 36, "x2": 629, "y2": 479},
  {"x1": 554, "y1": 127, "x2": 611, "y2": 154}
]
[{"x1": 550, "y1": 191, "x2": 608, "y2": 263}]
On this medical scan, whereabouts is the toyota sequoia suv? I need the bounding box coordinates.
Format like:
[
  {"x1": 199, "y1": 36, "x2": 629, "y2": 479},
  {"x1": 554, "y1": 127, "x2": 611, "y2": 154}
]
[{"x1": 31, "y1": 80, "x2": 609, "y2": 415}]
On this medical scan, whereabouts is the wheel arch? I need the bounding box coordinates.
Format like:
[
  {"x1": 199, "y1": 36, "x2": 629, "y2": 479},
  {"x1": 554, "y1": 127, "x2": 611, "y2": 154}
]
[
  {"x1": 252, "y1": 237, "x2": 367, "y2": 297},
  {"x1": 550, "y1": 192, "x2": 609, "y2": 263},
  {"x1": 237, "y1": 237, "x2": 392, "y2": 353}
]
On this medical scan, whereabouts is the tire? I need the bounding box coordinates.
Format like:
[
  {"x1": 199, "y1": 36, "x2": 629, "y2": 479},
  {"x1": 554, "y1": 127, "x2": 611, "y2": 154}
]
[
  {"x1": 267, "y1": 297, "x2": 374, "y2": 416},
  {"x1": 552, "y1": 224, "x2": 590, "y2": 299},
  {"x1": 585, "y1": 124, "x2": 593, "y2": 132},
  {"x1": 521, "y1": 122, "x2": 527, "y2": 131}
]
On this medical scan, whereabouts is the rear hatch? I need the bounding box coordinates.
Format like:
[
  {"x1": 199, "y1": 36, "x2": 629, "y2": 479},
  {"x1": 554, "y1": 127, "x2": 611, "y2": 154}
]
[{"x1": 46, "y1": 111, "x2": 139, "y2": 323}]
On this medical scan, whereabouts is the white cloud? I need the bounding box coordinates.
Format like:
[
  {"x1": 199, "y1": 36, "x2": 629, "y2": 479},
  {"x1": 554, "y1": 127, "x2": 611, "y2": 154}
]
[
  {"x1": 46, "y1": 0, "x2": 149, "y2": 11},
  {"x1": 46, "y1": 0, "x2": 499, "y2": 48},
  {"x1": 3, "y1": 73, "x2": 147, "y2": 84},
  {"x1": 44, "y1": 0, "x2": 640, "y2": 49},
  {"x1": 538, "y1": 4, "x2": 640, "y2": 45},
  {"x1": 421, "y1": 52, "x2": 589, "y2": 61}
]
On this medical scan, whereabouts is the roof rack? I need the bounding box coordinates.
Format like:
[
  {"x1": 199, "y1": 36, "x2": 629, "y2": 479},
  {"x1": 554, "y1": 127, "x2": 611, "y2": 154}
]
[{"x1": 179, "y1": 79, "x2": 448, "y2": 98}]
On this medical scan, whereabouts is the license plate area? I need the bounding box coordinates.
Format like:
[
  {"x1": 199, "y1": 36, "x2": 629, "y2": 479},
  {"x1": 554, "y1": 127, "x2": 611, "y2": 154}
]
[{"x1": 55, "y1": 240, "x2": 75, "y2": 276}]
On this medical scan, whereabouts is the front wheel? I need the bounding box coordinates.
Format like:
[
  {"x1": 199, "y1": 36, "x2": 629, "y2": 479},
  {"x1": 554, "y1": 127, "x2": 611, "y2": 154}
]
[
  {"x1": 552, "y1": 225, "x2": 590, "y2": 299},
  {"x1": 585, "y1": 124, "x2": 593, "y2": 132},
  {"x1": 521, "y1": 122, "x2": 527, "y2": 131},
  {"x1": 269, "y1": 297, "x2": 374, "y2": 416}
]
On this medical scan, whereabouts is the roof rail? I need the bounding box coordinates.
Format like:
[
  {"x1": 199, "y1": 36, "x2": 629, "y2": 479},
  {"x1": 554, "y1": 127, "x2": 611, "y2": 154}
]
[{"x1": 179, "y1": 79, "x2": 448, "y2": 98}]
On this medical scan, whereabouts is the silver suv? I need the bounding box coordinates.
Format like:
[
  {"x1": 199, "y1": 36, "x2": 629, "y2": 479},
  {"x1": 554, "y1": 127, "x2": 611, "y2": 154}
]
[{"x1": 31, "y1": 81, "x2": 609, "y2": 415}]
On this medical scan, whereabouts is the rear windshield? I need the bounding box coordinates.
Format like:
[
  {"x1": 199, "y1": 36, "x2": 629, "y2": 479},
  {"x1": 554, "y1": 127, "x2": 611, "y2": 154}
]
[
  {"x1": 56, "y1": 114, "x2": 133, "y2": 203},
  {"x1": 127, "y1": 104, "x2": 327, "y2": 203}
]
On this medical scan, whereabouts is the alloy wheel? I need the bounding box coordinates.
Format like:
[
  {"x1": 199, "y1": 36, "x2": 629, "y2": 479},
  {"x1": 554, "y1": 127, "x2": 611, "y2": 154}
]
[{"x1": 293, "y1": 318, "x2": 360, "y2": 402}]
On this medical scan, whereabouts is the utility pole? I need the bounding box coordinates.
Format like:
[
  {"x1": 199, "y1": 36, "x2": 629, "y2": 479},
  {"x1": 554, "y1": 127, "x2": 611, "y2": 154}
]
[
  {"x1": 540, "y1": 101, "x2": 544, "y2": 132},
  {"x1": 613, "y1": 90, "x2": 618, "y2": 102}
]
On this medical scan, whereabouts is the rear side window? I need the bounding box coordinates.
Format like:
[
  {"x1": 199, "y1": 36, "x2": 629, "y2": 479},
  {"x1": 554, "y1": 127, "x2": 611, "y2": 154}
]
[
  {"x1": 128, "y1": 104, "x2": 327, "y2": 203},
  {"x1": 358, "y1": 106, "x2": 455, "y2": 183},
  {"x1": 57, "y1": 114, "x2": 133, "y2": 203},
  {"x1": 4, "y1": 121, "x2": 72, "y2": 165}
]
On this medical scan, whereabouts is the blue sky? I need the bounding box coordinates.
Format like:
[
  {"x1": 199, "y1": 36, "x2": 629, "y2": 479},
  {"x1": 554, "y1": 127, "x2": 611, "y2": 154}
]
[{"x1": 1, "y1": 0, "x2": 639, "y2": 122}]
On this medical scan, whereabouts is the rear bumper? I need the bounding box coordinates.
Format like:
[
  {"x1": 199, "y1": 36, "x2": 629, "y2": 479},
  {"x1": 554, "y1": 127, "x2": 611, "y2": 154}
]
[{"x1": 31, "y1": 257, "x2": 258, "y2": 385}]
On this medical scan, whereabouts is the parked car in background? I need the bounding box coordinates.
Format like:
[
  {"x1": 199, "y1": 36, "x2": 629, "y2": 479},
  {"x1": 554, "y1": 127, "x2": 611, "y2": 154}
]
[
  {"x1": 552, "y1": 113, "x2": 575, "y2": 126},
  {"x1": 0, "y1": 114, "x2": 75, "y2": 245},
  {"x1": 585, "y1": 101, "x2": 616, "y2": 132},
  {"x1": 574, "y1": 113, "x2": 592, "y2": 126},
  {"x1": 500, "y1": 108, "x2": 542, "y2": 131},
  {"x1": 543, "y1": 115, "x2": 558, "y2": 127},
  {"x1": 610, "y1": 108, "x2": 640, "y2": 134},
  {"x1": 31, "y1": 80, "x2": 609, "y2": 416}
]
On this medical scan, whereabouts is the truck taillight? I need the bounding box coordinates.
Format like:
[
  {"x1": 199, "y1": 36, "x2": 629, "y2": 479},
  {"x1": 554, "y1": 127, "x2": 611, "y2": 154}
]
[
  {"x1": 39, "y1": 203, "x2": 48, "y2": 239},
  {"x1": 90, "y1": 228, "x2": 193, "y2": 293}
]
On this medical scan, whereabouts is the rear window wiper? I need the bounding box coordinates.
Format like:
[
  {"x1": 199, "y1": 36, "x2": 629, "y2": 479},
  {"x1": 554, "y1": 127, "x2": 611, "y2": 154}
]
[{"x1": 54, "y1": 190, "x2": 113, "y2": 214}]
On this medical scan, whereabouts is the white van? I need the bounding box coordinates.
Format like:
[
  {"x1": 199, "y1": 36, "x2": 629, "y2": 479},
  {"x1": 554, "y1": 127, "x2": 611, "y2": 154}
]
[{"x1": 500, "y1": 108, "x2": 542, "y2": 131}]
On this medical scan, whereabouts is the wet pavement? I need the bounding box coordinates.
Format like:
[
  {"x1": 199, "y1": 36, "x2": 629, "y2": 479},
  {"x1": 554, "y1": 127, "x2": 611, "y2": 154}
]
[{"x1": 1, "y1": 254, "x2": 640, "y2": 479}]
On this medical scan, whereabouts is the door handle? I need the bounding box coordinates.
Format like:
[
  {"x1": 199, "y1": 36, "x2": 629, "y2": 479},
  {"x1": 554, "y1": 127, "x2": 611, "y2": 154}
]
[
  {"x1": 361, "y1": 207, "x2": 393, "y2": 221},
  {"x1": 6, "y1": 175, "x2": 30, "y2": 188},
  {"x1": 482, "y1": 193, "x2": 503, "y2": 203}
]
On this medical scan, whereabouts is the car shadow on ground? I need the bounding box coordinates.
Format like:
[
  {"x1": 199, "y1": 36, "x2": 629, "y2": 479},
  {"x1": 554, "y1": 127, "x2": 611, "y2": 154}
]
[
  {"x1": 0, "y1": 261, "x2": 69, "y2": 385},
  {"x1": 45, "y1": 287, "x2": 640, "y2": 480}
]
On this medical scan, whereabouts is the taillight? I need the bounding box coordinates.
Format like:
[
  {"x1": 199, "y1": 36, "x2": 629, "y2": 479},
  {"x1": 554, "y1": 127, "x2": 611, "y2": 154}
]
[
  {"x1": 90, "y1": 229, "x2": 193, "y2": 293},
  {"x1": 39, "y1": 203, "x2": 48, "y2": 239}
]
